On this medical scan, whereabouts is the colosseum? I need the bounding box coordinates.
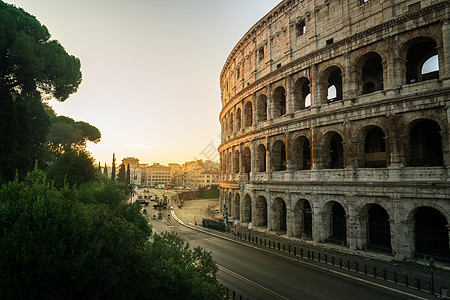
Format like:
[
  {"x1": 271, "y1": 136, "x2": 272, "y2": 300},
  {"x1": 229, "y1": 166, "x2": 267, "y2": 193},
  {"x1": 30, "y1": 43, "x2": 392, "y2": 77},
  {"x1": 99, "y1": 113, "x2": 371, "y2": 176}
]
[{"x1": 218, "y1": 0, "x2": 450, "y2": 261}]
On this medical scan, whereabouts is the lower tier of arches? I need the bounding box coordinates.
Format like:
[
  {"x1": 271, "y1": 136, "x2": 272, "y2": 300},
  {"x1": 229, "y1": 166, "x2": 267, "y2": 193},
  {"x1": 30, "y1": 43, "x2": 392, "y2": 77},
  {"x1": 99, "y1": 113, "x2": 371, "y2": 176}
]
[{"x1": 220, "y1": 183, "x2": 450, "y2": 262}]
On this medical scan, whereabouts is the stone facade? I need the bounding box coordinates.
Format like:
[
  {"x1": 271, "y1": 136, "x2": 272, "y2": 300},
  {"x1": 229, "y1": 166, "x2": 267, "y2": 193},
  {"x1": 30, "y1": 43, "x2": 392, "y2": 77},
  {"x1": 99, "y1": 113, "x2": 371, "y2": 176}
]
[{"x1": 218, "y1": 0, "x2": 450, "y2": 261}]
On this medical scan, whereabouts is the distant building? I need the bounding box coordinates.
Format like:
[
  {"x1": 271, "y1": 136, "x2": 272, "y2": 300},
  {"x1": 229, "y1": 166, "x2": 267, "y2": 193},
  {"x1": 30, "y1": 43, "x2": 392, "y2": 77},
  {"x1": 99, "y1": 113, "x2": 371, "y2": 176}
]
[{"x1": 146, "y1": 163, "x2": 171, "y2": 187}]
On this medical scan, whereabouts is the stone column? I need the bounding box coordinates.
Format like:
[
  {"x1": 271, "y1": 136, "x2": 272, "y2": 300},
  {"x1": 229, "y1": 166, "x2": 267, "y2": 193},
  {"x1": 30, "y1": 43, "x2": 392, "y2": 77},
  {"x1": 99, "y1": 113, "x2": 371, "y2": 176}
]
[
  {"x1": 267, "y1": 190, "x2": 273, "y2": 231},
  {"x1": 287, "y1": 193, "x2": 296, "y2": 237},
  {"x1": 240, "y1": 99, "x2": 245, "y2": 133},
  {"x1": 346, "y1": 194, "x2": 357, "y2": 250},
  {"x1": 267, "y1": 84, "x2": 273, "y2": 121},
  {"x1": 267, "y1": 136, "x2": 272, "y2": 180},
  {"x1": 251, "y1": 140, "x2": 256, "y2": 181},
  {"x1": 312, "y1": 194, "x2": 323, "y2": 243},
  {"x1": 440, "y1": 19, "x2": 450, "y2": 81},
  {"x1": 286, "y1": 75, "x2": 294, "y2": 115},
  {"x1": 252, "y1": 93, "x2": 257, "y2": 126}
]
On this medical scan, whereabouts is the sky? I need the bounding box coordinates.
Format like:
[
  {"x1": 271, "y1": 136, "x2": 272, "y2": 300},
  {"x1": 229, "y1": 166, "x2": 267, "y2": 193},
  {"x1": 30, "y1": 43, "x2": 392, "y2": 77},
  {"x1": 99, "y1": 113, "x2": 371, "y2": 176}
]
[{"x1": 5, "y1": 0, "x2": 281, "y2": 166}]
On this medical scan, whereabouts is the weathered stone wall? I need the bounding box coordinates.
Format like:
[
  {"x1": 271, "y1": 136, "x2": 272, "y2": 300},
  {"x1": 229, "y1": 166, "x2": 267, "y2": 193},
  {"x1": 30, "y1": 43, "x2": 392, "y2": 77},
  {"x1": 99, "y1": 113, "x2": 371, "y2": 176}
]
[{"x1": 219, "y1": 0, "x2": 450, "y2": 260}]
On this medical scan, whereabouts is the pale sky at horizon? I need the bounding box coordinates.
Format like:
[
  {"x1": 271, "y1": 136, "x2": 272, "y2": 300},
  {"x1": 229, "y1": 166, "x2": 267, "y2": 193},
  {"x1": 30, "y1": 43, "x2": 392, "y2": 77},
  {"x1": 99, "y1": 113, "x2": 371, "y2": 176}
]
[{"x1": 5, "y1": 0, "x2": 281, "y2": 166}]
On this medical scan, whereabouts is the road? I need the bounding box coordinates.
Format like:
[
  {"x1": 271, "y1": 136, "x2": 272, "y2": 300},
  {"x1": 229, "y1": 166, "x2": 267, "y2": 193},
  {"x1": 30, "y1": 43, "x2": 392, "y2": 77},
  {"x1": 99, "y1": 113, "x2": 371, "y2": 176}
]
[{"x1": 137, "y1": 192, "x2": 429, "y2": 300}]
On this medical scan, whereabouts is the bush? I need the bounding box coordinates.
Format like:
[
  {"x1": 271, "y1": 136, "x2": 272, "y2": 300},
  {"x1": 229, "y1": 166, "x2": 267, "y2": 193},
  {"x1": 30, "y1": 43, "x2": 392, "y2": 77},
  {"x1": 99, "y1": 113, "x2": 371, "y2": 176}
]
[{"x1": 0, "y1": 169, "x2": 223, "y2": 299}]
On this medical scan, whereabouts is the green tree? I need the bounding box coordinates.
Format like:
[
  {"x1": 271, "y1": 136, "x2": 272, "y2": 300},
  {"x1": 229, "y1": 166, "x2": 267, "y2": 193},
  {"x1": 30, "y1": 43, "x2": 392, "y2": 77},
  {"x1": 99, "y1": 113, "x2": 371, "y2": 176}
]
[
  {"x1": 103, "y1": 163, "x2": 108, "y2": 177},
  {"x1": 46, "y1": 115, "x2": 101, "y2": 154},
  {"x1": 46, "y1": 149, "x2": 98, "y2": 188},
  {"x1": 126, "y1": 163, "x2": 131, "y2": 185},
  {"x1": 111, "y1": 153, "x2": 116, "y2": 181},
  {"x1": 0, "y1": 1, "x2": 82, "y2": 183},
  {"x1": 0, "y1": 169, "x2": 223, "y2": 299},
  {"x1": 117, "y1": 163, "x2": 126, "y2": 184}
]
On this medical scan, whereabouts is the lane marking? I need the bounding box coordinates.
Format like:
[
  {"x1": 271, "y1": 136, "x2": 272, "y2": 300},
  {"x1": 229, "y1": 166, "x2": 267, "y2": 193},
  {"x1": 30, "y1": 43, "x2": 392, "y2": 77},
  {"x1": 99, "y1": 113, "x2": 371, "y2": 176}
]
[
  {"x1": 171, "y1": 211, "x2": 430, "y2": 300},
  {"x1": 218, "y1": 264, "x2": 288, "y2": 300}
]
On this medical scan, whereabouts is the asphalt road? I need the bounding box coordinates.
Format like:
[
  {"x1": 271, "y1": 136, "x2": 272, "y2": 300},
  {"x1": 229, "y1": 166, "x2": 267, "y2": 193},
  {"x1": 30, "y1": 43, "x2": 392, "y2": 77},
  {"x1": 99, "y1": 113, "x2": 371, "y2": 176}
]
[{"x1": 145, "y1": 203, "x2": 430, "y2": 300}]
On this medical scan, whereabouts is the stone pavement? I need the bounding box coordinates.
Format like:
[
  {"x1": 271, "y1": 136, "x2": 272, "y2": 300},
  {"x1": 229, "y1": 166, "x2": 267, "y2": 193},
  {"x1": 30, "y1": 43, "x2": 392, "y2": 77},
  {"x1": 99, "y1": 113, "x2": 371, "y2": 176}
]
[{"x1": 173, "y1": 198, "x2": 220, "y2": 225}]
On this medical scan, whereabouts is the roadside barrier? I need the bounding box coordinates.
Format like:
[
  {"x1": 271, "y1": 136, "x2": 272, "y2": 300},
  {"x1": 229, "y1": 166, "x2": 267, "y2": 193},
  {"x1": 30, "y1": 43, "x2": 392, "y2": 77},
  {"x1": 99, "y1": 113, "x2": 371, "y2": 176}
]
[{"x1": 231, "y1": 228, "x2": 449, "y2": 298}]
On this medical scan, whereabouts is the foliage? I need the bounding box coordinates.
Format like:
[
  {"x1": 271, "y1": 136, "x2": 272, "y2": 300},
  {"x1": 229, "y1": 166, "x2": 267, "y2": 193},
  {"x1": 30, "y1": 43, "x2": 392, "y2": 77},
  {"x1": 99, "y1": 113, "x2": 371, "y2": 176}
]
[
  {"x1": 0, "y1": 1, "x2": 82, "y2": 183},
  {"x1": 0, "y1": 1, "x2": 82, "y2": 101},
  {"x1": 0, "y1": 169, "x2": 224, "y2": 299},
  {"x1": 46, "y1": 149, "x2": 98, "y2": 188},
  {"x1": 126, "y1": 163, "x2": 130, "y2": 185},
  {"x1": 146, "y1": 232, "x2": 224, "y2": 299},
  {"x1": 103, "y1": 163, "x2": 108, "y2": 177},
  {"x1": 117, "y1": 163, "x2": 125, "y2": 184},
  {"x1": 197, "y1": 184, "x2": 219, "y2": 199},
  {"x1": 46, "y1": 115, "x2": 101, "y2": 154},
  {"x1": 111, "y1": 153, "x2": 116, "y2": 181}
]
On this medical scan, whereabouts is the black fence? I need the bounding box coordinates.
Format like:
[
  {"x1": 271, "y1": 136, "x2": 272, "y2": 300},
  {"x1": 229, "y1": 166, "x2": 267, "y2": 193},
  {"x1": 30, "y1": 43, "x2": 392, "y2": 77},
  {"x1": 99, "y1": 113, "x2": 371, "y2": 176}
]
[{"x1": 231, "y1": 229, "x2": 450, "y2": 298}]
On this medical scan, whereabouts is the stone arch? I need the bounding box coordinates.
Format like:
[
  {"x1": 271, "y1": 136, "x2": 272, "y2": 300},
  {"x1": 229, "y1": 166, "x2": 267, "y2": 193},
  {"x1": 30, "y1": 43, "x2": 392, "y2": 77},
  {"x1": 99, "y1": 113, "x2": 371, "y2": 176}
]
[
  {"x1": 402, "y1": 37, "x2": 439, "y2": 84},
  {"x1": 293, "y1": 77, "x2": 311, "y2": 110},
  {"x1": 407, "y1": 119, "x2": 443, "y2": 167},
  {"x1": 272, "y1": 197, "x2": 287, "y2": 232},
  {"x1": 234, "y1": 149, "x2": 240, "y2": 173},
  {"x1": 255, "y1": 196, "x2": 267, "y2": 227},
  {"x1": 272, "y1": 139, "x2": 286, "y2": 171},
  {"x1": 244, "y1": 101, "x2": 253, "y2": 128},
  {"x1": 236, "y1": 107, "x2": 242, "y2": 132},
  {"x1": 321, "y1": 131, "x2": 344, "y2": 169},
  {"x1": 293, "y1": 199, "x2": 313, "y2": 239},
  {"x1": 233, "y1": 193, "x2": 241, "y2": 219},
  {"x1": 256, "y1": 144, "x2": 267, "y2": 172},
  {"x1": 412, "y1": 206, "x2": 449, "y2": 261},
  {"x1": 320, "y1": 66, "x2": 343, "y2": 103},
  {"x1": 290, "y1": 135, "x2": 311, "y2": 170},
  {"x1": 242, "y1": 147, "x2": 251, "y2": 174},
  {"x1": 256, "y1": 94, "x2": 267, "y2": 122},
  {"x1": 272, "y1": 86, "x2": 286, "y2": 117},
  {"x1": 357, "y1": 125, "x2": 388, "y2": 168},
  {"x1": 355, "y1": 52, "x2": 384, "y2": 94},
  {"x1": 243, "y1": 194, "x2": 252, "y2": 223},
  {"x1": 323, "y1": 201, "x2": 347, "y2": 246},
  {"x1": 360, "y1": 203, "x2": 392, "y2": 253}
]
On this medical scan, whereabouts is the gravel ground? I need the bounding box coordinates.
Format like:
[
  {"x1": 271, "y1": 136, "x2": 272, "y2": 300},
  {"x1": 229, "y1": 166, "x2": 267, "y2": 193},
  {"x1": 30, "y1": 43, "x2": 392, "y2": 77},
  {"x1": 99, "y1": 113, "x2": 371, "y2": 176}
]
[{"x1": 174, "y1": 198, "x2": 220, "y2": 225}]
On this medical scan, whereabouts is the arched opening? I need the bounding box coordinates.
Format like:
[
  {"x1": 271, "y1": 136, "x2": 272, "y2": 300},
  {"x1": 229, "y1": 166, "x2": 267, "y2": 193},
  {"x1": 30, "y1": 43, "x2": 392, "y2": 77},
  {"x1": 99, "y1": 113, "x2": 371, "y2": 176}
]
[
  {"x1": 272, "y1": 140, "x2": 286, "y2": 171},
  {"x1": 329, "y1": 133, "x2": 344, "y2": 169},
  {"x1": 233, "y1": 194, "x2": 241, "y2": 219},
  {"x1": 409, "y1": 120, "x2": 443, "y2": 166},
  {"x1": 256, "y1": 144, "x2": 267, "y2": 172},
  {"x1": 272, "y1": 197, "x2": 287, "y2": 233},
  {"x1": 293, "y1": 200, "x2": 313, "y2": 238},
  {"x1": 406, "y1": 39, "x2": 438, "y2": 83},
  {"x1": 326, "y1": 67, "x2": 343, "y2": 102},
  {"x1": 366, "y1": 204, "x2": 392, "y2": 253},
  {"x1": 293, "y1": 77, "x2": 311, "y2": 110},
  {"x1": 327, "y1": 202, "x2": 347, "y2": 245},
  {"x1": 257, "y1": 95, "x2": 267, "y2": 123},
  {"x1": 365, "y1": 126, "x2": 387, "y2": 168},
  {"x1": 244, "y1": 102, "x2": 252, "y2": 128},
  {"x1": 361, "y1": 53, "x2": 383, "y2": 94},
  {"x1": 235, "y1": 107, "x2": 241, "y2": 132},
  {"x1": 291, "y1": 136, "x2": 311, "y2": 170},
  {"x1": 273, "y1": 86, "x2": 287, "y2": 117},
  {"x1": 243, "y1": 194, "x2": 252, "y2": 223},
  {"x1": 255, "y1": 196, "x2": 267, "y2": 227},
  {"x1": 414, "y1": 207, "x2": 449, "y2": 261},
  {"x1": 234, "y1": 150, "x2": 240, "y2": 174},
  {"x1": 243, "y1": 147, "x2": 251, "y2": 174}
]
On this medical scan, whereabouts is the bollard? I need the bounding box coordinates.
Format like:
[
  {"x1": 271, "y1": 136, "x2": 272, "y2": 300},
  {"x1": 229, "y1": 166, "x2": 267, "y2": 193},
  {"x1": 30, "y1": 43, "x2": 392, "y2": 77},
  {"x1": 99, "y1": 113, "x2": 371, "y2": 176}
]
[
  {"x1": 364, "y1": 265, "x2": 367, "y2": 275},
  {"x1": 374, "y1": 267, "x2": 377, "y2": 278},
  {"x1": 325, "y1": 254, "x2": 328, "y2": 264},
  {"x1": 442, "y1": 287, "x2": 447, "y2": 298},
  {"x1": 355, "y1": 262, "x2": 358, "y2": 273},
  {"x1": 318, "y1": 253, "x2": 321, "y2": 262},
  {"x1": 405, "y1": 275, "x2": 408, "y2": 287},
  {"x1": 301, "y1": 248, "x2": 303, "y2": 258},
  {"x1": 332, "y1": 256, "x2": 335, "y2": 266},
  {"x1": 308, "y1": 250, "x2": 310, "y2": 259}
]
